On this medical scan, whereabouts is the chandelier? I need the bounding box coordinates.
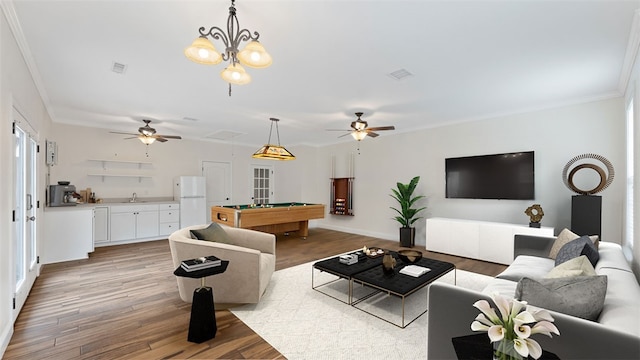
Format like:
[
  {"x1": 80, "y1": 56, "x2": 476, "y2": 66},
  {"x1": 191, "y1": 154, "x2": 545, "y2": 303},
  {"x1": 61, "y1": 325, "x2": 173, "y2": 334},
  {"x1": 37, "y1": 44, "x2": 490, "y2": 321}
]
[
  {"x1": 252, "y1": 118, "x2": 296, "y2": 161},
  {"x1": 184, "y1": 0, "x2": 272, "y2": 96}
]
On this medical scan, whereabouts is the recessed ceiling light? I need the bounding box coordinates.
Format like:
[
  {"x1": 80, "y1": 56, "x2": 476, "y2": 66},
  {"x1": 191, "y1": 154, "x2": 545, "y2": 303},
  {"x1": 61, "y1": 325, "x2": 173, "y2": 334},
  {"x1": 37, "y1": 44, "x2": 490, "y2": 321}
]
[
  {"x1": 182, "y1": 117, "x2": 199, "y2": 122},
  {"x1": 388, "y1": 68, "x2": 413, "y2": 80},
  {"x1": 111, "y1": 62, "x2": 127, "y2": 74}
]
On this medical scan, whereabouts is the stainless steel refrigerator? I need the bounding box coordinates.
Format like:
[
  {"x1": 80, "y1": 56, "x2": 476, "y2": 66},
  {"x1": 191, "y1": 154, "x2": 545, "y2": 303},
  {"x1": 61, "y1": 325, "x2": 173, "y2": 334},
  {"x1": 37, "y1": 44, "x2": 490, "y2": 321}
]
[{"x1": 173, "y1": 176, "x2": 207, "y2": 228}]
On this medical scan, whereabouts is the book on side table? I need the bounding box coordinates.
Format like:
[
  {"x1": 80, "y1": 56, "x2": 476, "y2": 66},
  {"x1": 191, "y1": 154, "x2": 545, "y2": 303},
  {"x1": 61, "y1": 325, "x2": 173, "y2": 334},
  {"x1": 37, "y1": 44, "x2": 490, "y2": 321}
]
[{"x1": 181, "y1": 255, "x2": 222, "y2": 272}]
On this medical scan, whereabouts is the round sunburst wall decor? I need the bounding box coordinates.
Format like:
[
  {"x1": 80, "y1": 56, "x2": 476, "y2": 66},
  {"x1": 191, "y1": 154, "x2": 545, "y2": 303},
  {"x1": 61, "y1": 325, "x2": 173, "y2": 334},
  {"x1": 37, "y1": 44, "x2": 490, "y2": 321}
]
[{"x1": 562, "y1": 153, "x2": 614, "y2": 195}]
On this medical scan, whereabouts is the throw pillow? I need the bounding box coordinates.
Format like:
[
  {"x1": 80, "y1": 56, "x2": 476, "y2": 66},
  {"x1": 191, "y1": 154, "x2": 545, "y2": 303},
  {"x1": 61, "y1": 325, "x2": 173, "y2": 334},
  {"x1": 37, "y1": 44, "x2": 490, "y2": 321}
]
[
  {"x1": 555, "y1": 236, "x2": 599, "y2": 267},
  {"x1": 548, "y1": 228, "x2": 579, "y2": 259},
  {"x1": 545, "y1": 255, "x2": 596, "y2": 278},
  {"x1": 516, "y1": 275, "x2": 608, "y2": 321},
  {"x1": 190, "y1": 222, "x2": 232, "y2": 244},
  {"x1": 589, "y1": 235, "x2": 600, "y2": 250}
]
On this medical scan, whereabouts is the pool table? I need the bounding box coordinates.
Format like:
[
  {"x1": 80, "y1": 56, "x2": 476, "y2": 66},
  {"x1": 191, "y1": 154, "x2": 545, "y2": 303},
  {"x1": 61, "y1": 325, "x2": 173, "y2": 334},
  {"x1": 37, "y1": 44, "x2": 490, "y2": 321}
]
[{"x1": 211, "y1": 203, "x2": 325, "y2": 239}]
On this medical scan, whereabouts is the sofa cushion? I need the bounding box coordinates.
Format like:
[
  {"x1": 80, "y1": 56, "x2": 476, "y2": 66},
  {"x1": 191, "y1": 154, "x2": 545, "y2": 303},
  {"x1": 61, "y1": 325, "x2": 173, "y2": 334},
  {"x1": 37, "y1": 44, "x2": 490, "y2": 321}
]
[
  {"x1": 545, "y1": 255, "x2": 596, "y2": 278},
  {"x1": 481, "y1": 277, "x2": 519, "y2": 299},
  {"x1": 548, "y1": 228, "x2": 579, "y2": 259},
  {"x1": 495, "y1": 255, "x2": 555, "y2": 282},
  {"x1": 516, "y1": 275, "x2": 607, "y2": 321},
  {"x1": 596, "y1": 268, "x2": 640, "y2": 336},
  {"x1": 190, "y1": 222, "x2": 232, "y2": 244},
  {"x1": 555, "y1": 236, "x2": 599, "y2": 267}
]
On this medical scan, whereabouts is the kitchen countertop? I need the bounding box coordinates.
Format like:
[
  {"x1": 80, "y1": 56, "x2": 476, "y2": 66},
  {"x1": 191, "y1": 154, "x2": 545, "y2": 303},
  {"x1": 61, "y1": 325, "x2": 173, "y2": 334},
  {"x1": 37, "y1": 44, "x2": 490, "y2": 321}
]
[{"x1": 46, "y1": 197, "x2": 178, "y2": 210}]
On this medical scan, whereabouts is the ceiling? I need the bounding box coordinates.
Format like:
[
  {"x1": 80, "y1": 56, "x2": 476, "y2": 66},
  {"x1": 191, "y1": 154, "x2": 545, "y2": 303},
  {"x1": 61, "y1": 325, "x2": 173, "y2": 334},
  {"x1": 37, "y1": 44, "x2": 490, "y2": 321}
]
[{"x1": 5, "y1": 0, "x2": 640, "y2": 147}]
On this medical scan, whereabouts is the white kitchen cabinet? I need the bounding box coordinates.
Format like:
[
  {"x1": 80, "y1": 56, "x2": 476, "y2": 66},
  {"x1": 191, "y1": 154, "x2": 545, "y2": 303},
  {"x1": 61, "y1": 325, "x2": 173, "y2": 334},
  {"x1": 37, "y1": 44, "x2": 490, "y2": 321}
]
[
  {"x1": 94, "y1": 206, "x2": 109, "y2": 244},
  {"x1": 110, "y1": 211, "x2": 137, "y2": 242},
  {"x1": 159, "y1": 203, "x2": 180, "y2": 236},
  {"x1": 426, "y1": 217, "x2": 554, "y2": 265},
  {"x1": 109, "y1": 204, "x2": 159, "y2": 243},
  {"x1": 43, "y1": 207, "x2": 94, "y2": 264},
  {"x1": 136, "y1": 210, "x2": 160, "y2": 238}
]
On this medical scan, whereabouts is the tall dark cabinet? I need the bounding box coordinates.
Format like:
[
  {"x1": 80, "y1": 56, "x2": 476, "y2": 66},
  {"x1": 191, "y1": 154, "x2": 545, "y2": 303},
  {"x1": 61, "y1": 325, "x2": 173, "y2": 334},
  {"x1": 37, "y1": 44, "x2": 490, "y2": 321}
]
[
  {"x1": 571, "y1": 195, "x2": 602, "y2": 239},
  {"x1": 330, "y1": 177, "x2": 354, "y2": 216}
]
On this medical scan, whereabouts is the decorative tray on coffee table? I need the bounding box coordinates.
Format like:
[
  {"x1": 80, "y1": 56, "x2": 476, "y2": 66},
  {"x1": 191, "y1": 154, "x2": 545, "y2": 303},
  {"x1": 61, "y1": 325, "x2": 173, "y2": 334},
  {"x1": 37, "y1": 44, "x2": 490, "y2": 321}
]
[{"x1": 363, "y1": 247, "x2": 386, "y2": 258}]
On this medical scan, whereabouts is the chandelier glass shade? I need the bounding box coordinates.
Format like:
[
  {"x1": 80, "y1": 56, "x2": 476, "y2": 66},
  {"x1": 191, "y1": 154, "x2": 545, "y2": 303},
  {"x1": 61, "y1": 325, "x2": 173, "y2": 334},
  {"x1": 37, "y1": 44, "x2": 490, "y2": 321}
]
[
  {"x1": 184, "y1": 37, "x2": 222, "y2": 65},
  {"x1": 237, "y1": 41, "x2": 272, "y2": 68},
  {"x1": 252, "y1": 118, "x2": 295, "y2": 161},
  {"x1": 184, "y1": 0, "x2": 271, "y2": 95},
  {"x1": 220, "y1": 63, "x2": 251, "y2": 85}
]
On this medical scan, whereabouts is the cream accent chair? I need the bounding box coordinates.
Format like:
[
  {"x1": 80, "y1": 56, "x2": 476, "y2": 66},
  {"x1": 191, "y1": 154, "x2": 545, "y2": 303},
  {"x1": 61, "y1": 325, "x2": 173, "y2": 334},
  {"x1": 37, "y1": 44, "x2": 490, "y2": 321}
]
[{"x1": 168, "y1": 224, "x2": 276, "y2": 304}]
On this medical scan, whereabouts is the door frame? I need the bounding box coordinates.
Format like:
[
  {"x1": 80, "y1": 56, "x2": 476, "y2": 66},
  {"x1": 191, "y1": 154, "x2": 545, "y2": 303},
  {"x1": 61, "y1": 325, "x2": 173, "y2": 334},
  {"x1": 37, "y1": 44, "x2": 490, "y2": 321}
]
[{"x1": 11, "y1": 105, "x2": 40, "y2": 320}]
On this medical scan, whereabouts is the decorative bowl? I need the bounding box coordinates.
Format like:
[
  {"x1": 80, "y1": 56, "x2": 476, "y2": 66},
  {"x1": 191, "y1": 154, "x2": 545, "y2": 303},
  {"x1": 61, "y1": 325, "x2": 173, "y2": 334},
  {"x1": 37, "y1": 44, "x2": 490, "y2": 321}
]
[{"x1": 397, "y1": 249, "x2": 423, "y2": 264}]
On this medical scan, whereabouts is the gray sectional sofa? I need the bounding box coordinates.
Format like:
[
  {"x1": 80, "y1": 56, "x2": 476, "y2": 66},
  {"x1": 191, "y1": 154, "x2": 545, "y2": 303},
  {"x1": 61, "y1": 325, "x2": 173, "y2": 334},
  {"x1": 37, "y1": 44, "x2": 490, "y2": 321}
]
[{"x1": 427, "y1": 233, "x2": 640, "y2": 360}]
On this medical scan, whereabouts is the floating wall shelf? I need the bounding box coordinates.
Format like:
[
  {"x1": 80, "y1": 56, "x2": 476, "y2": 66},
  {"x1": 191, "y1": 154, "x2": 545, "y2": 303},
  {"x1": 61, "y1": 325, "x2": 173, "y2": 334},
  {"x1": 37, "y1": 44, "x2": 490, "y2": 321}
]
[{"x1": 87, "y1": 159, "x2": 153, "y2": 182}]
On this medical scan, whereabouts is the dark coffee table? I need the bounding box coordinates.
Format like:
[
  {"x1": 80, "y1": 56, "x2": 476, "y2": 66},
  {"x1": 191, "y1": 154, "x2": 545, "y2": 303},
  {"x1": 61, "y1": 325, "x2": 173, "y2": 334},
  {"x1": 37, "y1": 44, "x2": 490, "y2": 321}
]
[
  {"x1": 312, "y1": 251, "x2": 455, "y2": 328},
  {"x1": 351, "y1": 255, "x2": 455, "y2": 328},
  {"x1": 312, "y1": 254, "x2": 383, "y2": 304}
]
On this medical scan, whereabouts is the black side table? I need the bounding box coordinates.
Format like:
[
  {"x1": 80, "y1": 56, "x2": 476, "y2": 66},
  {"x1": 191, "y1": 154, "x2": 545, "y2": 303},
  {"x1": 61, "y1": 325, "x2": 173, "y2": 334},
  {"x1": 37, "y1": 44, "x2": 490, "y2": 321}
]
[{"x1": 173, "y1": 260, "x2": 229, "y2": 343}]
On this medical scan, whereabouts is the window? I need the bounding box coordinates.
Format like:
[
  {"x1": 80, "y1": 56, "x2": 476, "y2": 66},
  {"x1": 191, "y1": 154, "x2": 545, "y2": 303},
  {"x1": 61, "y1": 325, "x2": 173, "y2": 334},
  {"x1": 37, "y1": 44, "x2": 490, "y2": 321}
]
[{"x1": 625, "y1": 98, "x2": 634, "y2": 252}]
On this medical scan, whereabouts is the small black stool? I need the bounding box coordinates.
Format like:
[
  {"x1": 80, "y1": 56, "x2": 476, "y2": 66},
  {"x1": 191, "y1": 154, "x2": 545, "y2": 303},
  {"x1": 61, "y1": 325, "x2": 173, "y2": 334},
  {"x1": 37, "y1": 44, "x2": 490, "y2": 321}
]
[{"x1": 174, "y1": 260, "x2": 229, "y2": 343}]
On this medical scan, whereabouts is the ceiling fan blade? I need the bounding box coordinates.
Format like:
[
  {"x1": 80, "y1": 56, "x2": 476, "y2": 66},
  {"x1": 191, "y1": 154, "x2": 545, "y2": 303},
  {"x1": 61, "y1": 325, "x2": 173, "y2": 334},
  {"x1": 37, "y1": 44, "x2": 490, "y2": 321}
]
[
  {"x1": 326, "y1": 129, "x2": 351, "y2": 132},
  {"x1": 155, "y1": 137, "x2": 168, "y2": 143},
  {"x1": 366, "y1": 131, "x2": 380, "y2": 138},
  {"x1": 366, "y1": 126, "x2": 395, "y2": 131},
  {"x1": 155, "y1": 135, "x2": 182, "y2": 139},
  {"x1": 110, "y1": 131, "x2": 139, "y2": 136},
  {"x1": 338, "y1": 132, "x2": 353, "y2": 138},
  {"x1": 123, "y1": 136, "x2": 138, "y2": 140}
]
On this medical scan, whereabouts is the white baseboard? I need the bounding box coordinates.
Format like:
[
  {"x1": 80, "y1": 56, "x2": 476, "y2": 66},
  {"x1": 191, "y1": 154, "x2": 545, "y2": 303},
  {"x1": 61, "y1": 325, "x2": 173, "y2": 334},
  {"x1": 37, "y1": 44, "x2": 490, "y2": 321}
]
[
  {"x1": 317, "y1": 224, "x2": 396, "y2": 242},
  {"x1": 0, "y1": 322, "x2": 13, "y2": 359}
]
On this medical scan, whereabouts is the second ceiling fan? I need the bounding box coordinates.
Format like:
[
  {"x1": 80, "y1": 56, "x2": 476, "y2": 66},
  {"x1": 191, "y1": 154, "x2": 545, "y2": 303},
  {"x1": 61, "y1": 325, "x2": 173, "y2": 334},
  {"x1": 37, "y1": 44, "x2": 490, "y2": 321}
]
[
  {"x1": 328, "y1": 112, "x2": 395, "y2": 141},
  {"x1": 110, "y1": 119, "x2": 182, "y2": 144}
]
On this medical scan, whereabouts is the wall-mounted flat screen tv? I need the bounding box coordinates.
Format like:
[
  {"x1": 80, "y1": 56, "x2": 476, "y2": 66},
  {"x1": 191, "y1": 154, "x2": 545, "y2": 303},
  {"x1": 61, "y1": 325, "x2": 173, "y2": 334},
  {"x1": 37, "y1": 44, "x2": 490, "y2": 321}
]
[{"x1": 445, "y1": 151, "x2": 535, "y2": 200}]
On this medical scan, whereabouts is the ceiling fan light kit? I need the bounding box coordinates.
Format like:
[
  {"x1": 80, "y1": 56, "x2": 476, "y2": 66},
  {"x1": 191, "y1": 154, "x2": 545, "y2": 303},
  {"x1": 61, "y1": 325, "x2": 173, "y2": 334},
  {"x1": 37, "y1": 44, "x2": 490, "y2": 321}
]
[
  {"x1": 138, "y1": 136, "x2": 156, "y2": 145},
  {"x1": 184, "y1": 0, "x2": 272, "y2": 96},
  {"x1": 327, "y1": 112, "x2": 396, "y2": 141},
  {"x1": 109, "y1": 119, "x2": 182, "y2": 151},
  {"x1": 252, "y1": 118, "x2": 296, "y2": 161}
]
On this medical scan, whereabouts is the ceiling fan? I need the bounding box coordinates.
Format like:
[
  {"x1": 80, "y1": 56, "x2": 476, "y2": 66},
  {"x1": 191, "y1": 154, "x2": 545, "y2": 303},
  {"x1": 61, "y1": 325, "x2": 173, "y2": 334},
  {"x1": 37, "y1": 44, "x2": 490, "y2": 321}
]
[
  {"x1": 327, "y1": 112, "x2": 395, "y2": 141},
  {"x1": 110, "y1": 120, "x2": 182, "y2": 144}
]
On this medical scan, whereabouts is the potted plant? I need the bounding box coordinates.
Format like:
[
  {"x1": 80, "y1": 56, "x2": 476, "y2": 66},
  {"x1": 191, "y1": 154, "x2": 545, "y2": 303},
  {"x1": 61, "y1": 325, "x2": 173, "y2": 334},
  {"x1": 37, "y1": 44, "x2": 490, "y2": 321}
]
[{"x1": 390, "y1": 176, "x2": 426, "y2": 247}]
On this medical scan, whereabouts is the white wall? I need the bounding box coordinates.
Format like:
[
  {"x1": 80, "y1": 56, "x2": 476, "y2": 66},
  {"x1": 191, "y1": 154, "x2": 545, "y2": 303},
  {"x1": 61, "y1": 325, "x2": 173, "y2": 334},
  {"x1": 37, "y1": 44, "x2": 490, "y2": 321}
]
[
  {"x1": 1, "y1": 7, "x2": 52, "y2": 355},
  {"x1": 315, "y1": 97, "x2": 625, "y2": 248}
]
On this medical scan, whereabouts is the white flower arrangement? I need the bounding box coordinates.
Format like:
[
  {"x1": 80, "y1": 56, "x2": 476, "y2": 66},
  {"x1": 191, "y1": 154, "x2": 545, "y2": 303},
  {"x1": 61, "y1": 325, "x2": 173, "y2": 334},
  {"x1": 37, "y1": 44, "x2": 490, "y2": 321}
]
[{"x1": 471, "y1": 293, "x2": 560, "y2": 359}]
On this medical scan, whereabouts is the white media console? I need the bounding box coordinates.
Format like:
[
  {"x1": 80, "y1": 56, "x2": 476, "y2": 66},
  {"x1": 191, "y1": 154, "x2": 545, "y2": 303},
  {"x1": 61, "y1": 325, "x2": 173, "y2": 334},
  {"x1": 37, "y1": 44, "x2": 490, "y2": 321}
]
[{"x1": 425, "y1": 217, "x2": 554, "y2": 265}]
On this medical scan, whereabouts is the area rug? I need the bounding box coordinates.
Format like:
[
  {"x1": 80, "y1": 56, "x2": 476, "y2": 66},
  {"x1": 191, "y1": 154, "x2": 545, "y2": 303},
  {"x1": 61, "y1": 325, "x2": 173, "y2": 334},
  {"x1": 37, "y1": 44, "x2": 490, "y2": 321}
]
[{"x1": 230, "y1": 260, "x2": 493, "y2": 360}]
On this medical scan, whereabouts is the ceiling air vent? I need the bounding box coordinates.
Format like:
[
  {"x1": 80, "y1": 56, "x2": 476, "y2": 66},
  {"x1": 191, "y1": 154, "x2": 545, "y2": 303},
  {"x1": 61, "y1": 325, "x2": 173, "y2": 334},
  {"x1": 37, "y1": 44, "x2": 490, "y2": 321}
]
[
  {"x1": 111, "y1": 62, "x2": 127, "y2": 74},
  {"x1": 205, "y1": 130, "x2": 245, "y2": 141},
  {"x1": 388, "y1": 68, "x2": 413, "y2": 80}
]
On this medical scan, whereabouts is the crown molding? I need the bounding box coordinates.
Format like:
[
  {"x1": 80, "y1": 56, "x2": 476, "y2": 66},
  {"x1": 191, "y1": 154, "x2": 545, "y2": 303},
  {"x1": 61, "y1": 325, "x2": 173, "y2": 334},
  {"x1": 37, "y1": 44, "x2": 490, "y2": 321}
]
[
  {"x1": 1, "y1": 0, "x2": 57, "y2": 122},
  {"x1": 619, "y1": 9, "x2": 640, "y2": 93}
]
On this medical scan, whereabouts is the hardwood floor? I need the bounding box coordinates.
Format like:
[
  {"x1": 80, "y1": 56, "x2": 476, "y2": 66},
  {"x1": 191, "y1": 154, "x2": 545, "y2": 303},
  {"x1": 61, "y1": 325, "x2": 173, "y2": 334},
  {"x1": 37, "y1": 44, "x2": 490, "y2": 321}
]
[{"x1": 4, "y1": 228, "x2": 506, "y2": 359}]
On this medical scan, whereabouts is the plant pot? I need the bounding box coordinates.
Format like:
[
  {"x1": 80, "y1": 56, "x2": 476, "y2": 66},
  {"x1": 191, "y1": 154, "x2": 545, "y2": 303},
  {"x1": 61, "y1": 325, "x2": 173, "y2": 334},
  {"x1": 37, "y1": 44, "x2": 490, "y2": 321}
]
[{"x1": 399, "y1": 227, "x2": 415, "y2": 247}]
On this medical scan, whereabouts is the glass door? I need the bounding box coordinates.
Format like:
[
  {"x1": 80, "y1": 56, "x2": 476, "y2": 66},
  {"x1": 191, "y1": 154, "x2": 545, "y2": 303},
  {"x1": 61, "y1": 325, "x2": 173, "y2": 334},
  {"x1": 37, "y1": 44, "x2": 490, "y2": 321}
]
[
  {"x1": 250, "y1": 165, "x2": 273, "y2": 205},
  {"x1": 13, "y1": 117, "x2": 38, "y2": 319}
]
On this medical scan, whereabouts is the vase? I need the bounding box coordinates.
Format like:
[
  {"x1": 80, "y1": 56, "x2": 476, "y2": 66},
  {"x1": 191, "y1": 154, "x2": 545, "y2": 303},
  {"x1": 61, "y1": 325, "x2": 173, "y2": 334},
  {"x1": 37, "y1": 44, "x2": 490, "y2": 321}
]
[
  {"x1": 493, "y1": 340, "x2": 524, "y2": 360},
  {"x1": 382, "y1": 252, "x2": 396, "y2": 274}
]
